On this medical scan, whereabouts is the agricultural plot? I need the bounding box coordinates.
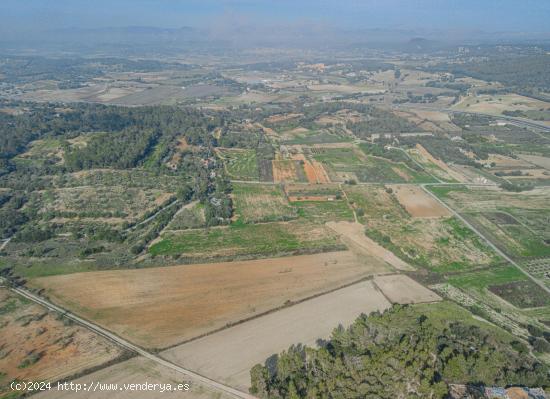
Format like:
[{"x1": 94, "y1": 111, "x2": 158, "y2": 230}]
[
  {"x1": 524, "y1": 258, "x2": 550, "y2": 287},
  {"x1": 431, "y1": 186, "x2": 550, "y2": 260},
  {"x1": 290, "y1": 154, "x2": 330, "y2": 184},
  {"x1": 231, "y1": 183, "x2": 297, "y2": 223},
  {"x1": 293, "y1": 199, "x2": 354, "y2": 223},
  {"x1": 149, "y1": 220, "x2": 344, "y2": 260},
  {"x1": 343, "y1": 185, "x2": 500, "y2": 273},
  {"x1": 0, "y1": 289, "x2": 121, "y2": 397},
  {"x1": 30, "y1": 251, "x2": 381, "y2": 349},
  {"x1": 389, "y1": 185, "x2": 451, "y2": 218},
  {"x1": 372, "y1": 274, "x2": 441, "y2": 304},
  {"x1": 161, "y1": 281, "x2": 392, "y2": 391},
  {"x1": 326, "y1": 221, "x2": 412, "y2": 271},
  {"x1": 14, "y1": 138, "x2": 65, "y2": 166},
  {"x1": 444, "y1": 265, "x2": 550, "y2": 314},
  {"x1": 272, "y1": 160, "x2": 307, "y2": 183},
  {"x1": 453, "y1": 93, "x2": 550, "y2": 118},
  {"x1": 61, "y1": 169, "x2": 190, "y2": 194},
  {"x1": 311, "y1": 146, "x2": 433, "y2": 183},
  {"x1": 281, "y1": 128, "x2": 350, "y2": 145},
  {"x1": 37, "y1": 185, "x2": 173, "y2": 224},
  {"x1": 284, "y1": 183, "x2": 342, "y2": 201},
  {"x1": 217, "y1": 148, "x2": 259, "y2": 181}
]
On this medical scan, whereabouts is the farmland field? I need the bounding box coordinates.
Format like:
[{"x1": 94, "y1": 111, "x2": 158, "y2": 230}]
[
  {"x1": 343, "y1": 185, "x2": 500, "y2": 272},
  {"x1": 232, "y1": 183, "x2": 297, "y2": 223},
  {"x1": 430, "y1": 186, "x2": 550, "y2": 260},
  {"x1": 161, "y1": 281, "x2": 392, "y2": 390},
  {"x1": 292, "y1": 199, "x2": 354, "y2": 223},
  {"x1": 30, "y1": 251, "x2": 385, "y2": 348},
  {"x1": 372, "y1": 274, "x2": 441, "y2": 304},
  {"x1": 311, "y1": 146, "x2": 435, "y2": 183},
  {"x1": 217, "y1": 148, "x2": 259, "y2": 181},
  {"x1": 488, "y1": 280, "x2": 550, "y2": 308},
  {"x1": 272, "y1": 159, "x2": 307, "y2": 183},
  {"x1": 149, "y1": 220, "x2": 344, "y2": 259},
  {"x1": 390, "y1": 185, "x2": 451, "y2": 218}
]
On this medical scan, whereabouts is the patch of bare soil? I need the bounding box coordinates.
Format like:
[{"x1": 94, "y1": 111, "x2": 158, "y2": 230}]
[
  {"x1": 389, "y1": 185, "x2": 451, "y2": 218},
  {"x1": 373, "y1": 274, "x2": 441, "y2": 304}
]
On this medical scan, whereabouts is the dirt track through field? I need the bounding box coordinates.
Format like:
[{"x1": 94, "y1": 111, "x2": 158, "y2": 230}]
[
  {"x1": 161, "y1": 281, "x2": 391, "y2": 391},
  {"x1": 31, "y1": 252, "x2": 382, "y2": 349},
  {"x1": 326, "y1": 221, "x2": 413, "y2": 271}
]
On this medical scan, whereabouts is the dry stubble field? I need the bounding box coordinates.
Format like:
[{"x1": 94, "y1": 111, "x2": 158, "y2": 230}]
[
  {"x1": 161, "y1": 281, "x2": 392, "y2": 391},
  {"x1": 30, "y1": 251, "x2": 387, "y2": 349}
]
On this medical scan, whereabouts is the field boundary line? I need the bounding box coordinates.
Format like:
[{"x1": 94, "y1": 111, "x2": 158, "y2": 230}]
[{"x1": 159, "y1": 273, "x2": 386, "y2": 352}]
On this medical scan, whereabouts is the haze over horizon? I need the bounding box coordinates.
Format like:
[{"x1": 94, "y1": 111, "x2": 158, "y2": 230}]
[{"x1": 1, "y1": 0, "x2": 550, "y2": 40}]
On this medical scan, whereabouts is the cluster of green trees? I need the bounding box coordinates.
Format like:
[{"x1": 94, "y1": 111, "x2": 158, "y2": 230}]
[
  {"x1": 0, "y1": 191, "x2": 29, "y2": 239},
  {"x1": 250, "y1": 304, "x2": 549, "y2": 399},
  {"x1": 64, "y1": 127, "x2": 159, "y2": 170},
  {"x1": 0, "y1": 102, "x2": 217, "y2": 167}
]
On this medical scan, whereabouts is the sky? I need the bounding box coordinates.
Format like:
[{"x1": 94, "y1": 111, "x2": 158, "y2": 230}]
[{"x1": 1, "y1": 0, "x2": 549, "y2": 35}]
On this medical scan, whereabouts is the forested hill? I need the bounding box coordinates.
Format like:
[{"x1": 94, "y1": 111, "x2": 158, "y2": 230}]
[{"x1": 250, "y1": 303, "x2": 550, "y2": 399}]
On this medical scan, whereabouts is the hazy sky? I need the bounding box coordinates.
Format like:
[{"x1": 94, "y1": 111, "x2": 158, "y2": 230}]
[{"x1": 1, "y1": 0, "x2": 549, "y2": 34}]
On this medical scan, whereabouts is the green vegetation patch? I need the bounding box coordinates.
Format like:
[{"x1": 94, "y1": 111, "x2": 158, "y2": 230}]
[
  {"x1": 293, "y1": 200, "x2": 354, "y2": 223},
  {"x1": 149, "y1": 220, "x2": 342, "y2": 258},
  {"x1": 447, "y1": 265, "x2": 527, "y2": 290},
  {"x1": 218, "y1": 148, "x2": 259, "y2": 181},
  {"x1": 489, "y1": 280, "x2": 550, "y2": 308}
]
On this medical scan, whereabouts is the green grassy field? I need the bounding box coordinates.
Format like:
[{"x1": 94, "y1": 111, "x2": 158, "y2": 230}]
[
  {"x1": 292, "y1": 200, "x2": 355, "y2": 223},
  {"x1": 447, "y1": 265, "x2": 527, "y2": 290},
  {"x1": 149, "y1": 220, "x2": 343, "y2": 258},
  {"x1": 218, "y1": 148, "x2": 259, "y2": 180}
]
